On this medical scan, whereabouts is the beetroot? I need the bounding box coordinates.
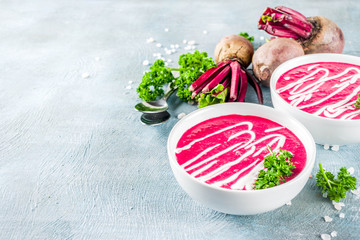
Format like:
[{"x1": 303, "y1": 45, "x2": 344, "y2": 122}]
[
  {"x1": 258, "y1": 6, "x2": 344, "y2": 54},
  {"x1": 189, "y1": 34, "x2": 263, "y2": 106},
  {"x1": 252, "y1": 38, "x2": 304, "y2": 86}
]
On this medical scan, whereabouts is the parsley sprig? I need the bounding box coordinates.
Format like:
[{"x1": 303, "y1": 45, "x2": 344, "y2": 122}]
[
  {"x1": 254, "y1": 147, "x2": 295, "y2": 190},
  {"x1": 316, "y1": 163, "x2": 357, "y2": 202},
  {"x1": 137, "y1": 51, "x2": 215, "y2": 102},
  {"x1": 355, "y1": 93, "x2": 360, "y2": 110}
]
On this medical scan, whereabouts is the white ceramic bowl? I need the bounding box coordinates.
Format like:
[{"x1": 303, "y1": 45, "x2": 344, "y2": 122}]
[
  {"x1": 270, "y1": 54, "x2": 360, "y2": 146},
  {"x1": 167, "y1": 103, "x2": 316, "y2": 215}
]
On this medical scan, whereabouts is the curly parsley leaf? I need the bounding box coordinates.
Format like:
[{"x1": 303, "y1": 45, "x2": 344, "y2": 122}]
[
  {"x1": 316, "y1": 163, "x2": 357, "y2": 202},
  {"x1": 198, "y1": 84, "x2": 228, "y2": 108},
  {"x1": 137, "y1": 51, "x2": 215, "y2": 102},
  {"x1": 175, "y1": 51, "x2": 216, "y2": 102},
  {"x1": 254, "y1": 147, "x2": 295, "y2": 190},
  {"x1": 355, "y1": 93, "x2": 360, "y2": 110},
  {"x1": 136, "y1": 60, "x2": 175, "y2": 101},
  {"x1": 239, "y1": 32, "x2": 255, "y2": 43}
]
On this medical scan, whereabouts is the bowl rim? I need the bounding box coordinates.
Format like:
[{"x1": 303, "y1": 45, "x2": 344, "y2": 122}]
[
  {"x1": 270, "y1": 53, "x2": 360, "y2": 124},
  {"x1": 167, "y1": 102, "x2": 316, "y2": 194}
]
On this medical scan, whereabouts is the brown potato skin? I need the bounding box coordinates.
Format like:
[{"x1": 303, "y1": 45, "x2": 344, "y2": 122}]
[
  {"x1": 214, "y1": 34, "x2": 254, "y2": 68},
  {"x1": 302, "y1": 16, "x2": 345, "y2": 54},
  {"x1": 252, "y1": 38, "x2": 304, "y2": 87}
]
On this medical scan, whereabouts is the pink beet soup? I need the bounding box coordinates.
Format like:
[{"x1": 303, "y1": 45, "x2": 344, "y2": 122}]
[
  {"x1": 175, "y1": 114, "x2": 306, "y2": 190},
  {"x1": 276, "y1": 62, "x2": 360, "y2": 120}
]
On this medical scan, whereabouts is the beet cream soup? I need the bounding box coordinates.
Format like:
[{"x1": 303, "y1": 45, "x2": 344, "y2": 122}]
[
  {"x1": 276, "y1": 62, "x2": 360, "y2": 120},
  {"x1": 175, "y1": 114, "x2": 306, "y2": 190}
]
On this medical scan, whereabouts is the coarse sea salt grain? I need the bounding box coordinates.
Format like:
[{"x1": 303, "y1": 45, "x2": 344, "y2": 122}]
[
  {"x1": 164, "y1": 28, "x2": 169, "y2": 32},
  {"x1": 324, "y1": 216, "x2": 333, "y2": 222},
  {"x1": 203, "y1": 30, "x2": 208, "y2": 34},
  {"x1": 285, "y1": 201, "x2": 292, "y2": 206},
  {"x1": 331, "y1": 145, "x2": 340, "y2": 151},
  {"x1": 175, "y1": 44, "x2": 179, "y2": 49},
  {"x1": 339, "y1": 213, "x2": 345, "y2": 218},
  {"x1": 81, "y1": 72, "x2": 90, "y2": 79},
  {"x1": 332, "y1": 201, "x2": 345, "y2": 211},
  {"x1": 126, "y1": 85, "x2": 131, "y2": 90},
  {"x1": 324, "y1": 144, "x2": 330, "y2": 150},
  {"x1": 177, "y1": 112, "x2": 186, "y2": 119},
  {"x1": 156, "y1": 43, "x2": 162, "y2": 48},
  {"x1": 351, "y1": 188, "x2": 360, "y2": 195},
  {"x1": 95, "y1": 57, "x2": 100, "y2": 61},
  {"x1": 142, "y1": 60, "x2": 150, "y2": 66},
  {"x1": 128, "y1": 80, "x2": 133, "y2": 84},
  {"x1": 331, "y1": 231, "x2": 337, "y2": 237},
  {"x1": 187, "y1": 40, "x2": 196, "y2": 45},
  {"x1": 146, "y1": 37, "x2": 155, "y2": 43},
  {"x1": 348, "y1": 167, "x2": 354, "y2": 175},
  {"x1": 322, "y1": 192, "x2": 328, "y2": 198},
  {"x1": 260, "y1": 36, "x2": 265, "y2": 40},
  {"x1": 321, "y1": 234, "x2": 331, "y2": 240},
  {"x1": 167, "y1": 59, "x2": 172, "y2": 63}
]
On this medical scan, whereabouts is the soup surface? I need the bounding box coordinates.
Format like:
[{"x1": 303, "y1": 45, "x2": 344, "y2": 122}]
[
  {"x1": 276, "y1": 62, "x2": 360, "y2": 120},
  {"x1": 175, "y1": 114, "x2": 306, "y2": 190}
]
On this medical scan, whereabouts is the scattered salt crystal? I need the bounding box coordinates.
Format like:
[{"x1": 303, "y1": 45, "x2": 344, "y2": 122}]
[
  {"x1": 167, "y1": 59, "x2": 172, "y2": 63},
  {"x1": 339, "y1": 213, "x2": 345, "y2": 218},
  {"x1": 324, "y1": 144, "x2": 330, "y2": 150},
  {"x1": 160, "y1": 57, "x2": 165, "y2": 61},
  {"x1": 183, "y1": 39, "x2": 187, "y2": 44},
  {"x1": 171, "y1": 49, "x2": 176, "y2": 53},
  {"x1": 348, "y1": 167, "x2": 354, "y2": 175},
  {"x1": 331, "y1": 231, "x2": 337, "y2": 237},
  {"x1": 285, "y1": 201, "x2": 292, "y2": 206},
  {"x1": 128, "y1": 80, "x2": 133, "y2": 84},
  {"x1": 95, "y1": 57, "x2": 100, "y2": 61},
  {"x1": 142, "y1": 60, "x2": 150, "y2": 66},
  {"x1": 165, "y1": 62, "x2": 168, "y2": 66},
  {"x1": 175, "y1": 44, "x2": 179, "y2": 49},
  {"x1": 177, "y1": 113, "x2": 186, "y2": 119},
  {"x1": 351, "y1": 188, "x2": 360, "y2": 195},
  {"x1": 324, "y1": 216, "x2": 333, "y2": 222},
  {"x1": 187, "y1": 40, "x2": 196, "y2": 45},
  {"x1": 322, "y1": 192, "x2": 328, "y2": 198},
  {"x1": 81, "y1": 72, "x2": 90, "y2": 79},
  {"x1": 164, "y1": 47, "x2": 169, "y2": 51},
  {"x1": 170, "y1": 44, "x2": 175, "y2": 49},
  {"x1": 156, "y1": 43, "x2": 162, "y2": 48},
  {"x1": 203, "y1": 30, "x2": 208, "y2": 34},
  {"x1": 126, "y1": 85, "x2": 132, "y2": 90},
  {"x1": 184, "y1": 46, "x2": 191, "y2": 50},
  {"x1": 321, "y1": 234, "x2": 331, "y2": 240},
  {"x1": 332, "y1": 201, "x2": 345, "y2": 211},
  {"x1": 146, "y1": 37, "x2": 155, "y2": 43},
  {"x1": 191, "y1": 45, "x2": 196, "y2": 50},
  {"x1": 260, "y1": 36, "x2": 265, "y2": 40},
  {"x1": 165, "y1": 50, "x2": 172, "y2": 55},
  {"x1": 164, "y1": 28, "x2": 169, "y2": 32},
  {"x1": 331, "y1": 145, "x2": 340, "y2": 151}
]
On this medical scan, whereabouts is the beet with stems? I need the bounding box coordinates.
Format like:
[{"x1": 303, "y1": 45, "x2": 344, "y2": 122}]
[
  {"x1": 189, "y1": 34, "x2": 263, "y2": 105},
  {"x1": 258, "y1": 6, "x2": 344, "y2": 54}
]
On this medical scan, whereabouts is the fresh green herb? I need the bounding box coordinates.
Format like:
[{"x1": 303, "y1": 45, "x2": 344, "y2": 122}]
[
  {"x1": 136, "y1": 50, "x2": 215, "y2": 102},
  {"x1": 355, "y1": 93, "x2": 360, "y2": 109},
  {"x1": 316, "y1": 163, "x2": 357, "y2": 202},
  {"x1": 239, "y1": 32, "x2": 255, "y2": 43},
  {"x1": 254, "y1": 147, "x2": 295, "y2": 190},
  {"x1": 198, "y1": 84, "x2": 228, "y2": 108}
]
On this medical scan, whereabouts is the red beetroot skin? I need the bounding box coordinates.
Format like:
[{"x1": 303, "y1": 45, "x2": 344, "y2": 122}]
[
  {"x1": 252, "y1": 38, "x2": 304, "y2": 87},
  {"x1": 303, "y1": 16, "x2": 345, "y2": 54}
]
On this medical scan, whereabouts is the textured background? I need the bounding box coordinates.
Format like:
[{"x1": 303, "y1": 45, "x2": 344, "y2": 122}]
[{"x1": 0, "y1": 0, "x2": 360, "y2": 239}]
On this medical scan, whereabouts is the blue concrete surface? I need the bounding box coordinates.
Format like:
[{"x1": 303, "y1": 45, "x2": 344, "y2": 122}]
[{"x1": 0, "y1": 0, "x2": 359, "y2": 239}]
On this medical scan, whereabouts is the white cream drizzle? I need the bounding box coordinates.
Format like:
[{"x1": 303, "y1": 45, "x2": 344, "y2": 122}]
[
  {"x1": 176, "y1": 121, "x2": 287, "y2": 190},
  {"x1": 277, "y1": 64, "x2": 360, "y2": 120}
]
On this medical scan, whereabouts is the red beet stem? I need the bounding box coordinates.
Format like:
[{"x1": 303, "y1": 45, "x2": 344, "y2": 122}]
[
  {"x1": 275, "y1": 6, "x2": 307, "y2": 21},
  {"x1": 229, "y1": 61, "x2": 241, "y2": 101},
  {"x1": 221, "y1": 74, "x2": 231, "y2": 89},
  {"x1": 258, "y1": 22, "x2": 300, "y2": 39},
  {"x1": 202, "y1": 65, "x2": 231, "y2": 93},
  {"x1": 237, "y1": 68, "x2": 248, "y2": 102},
  {"x1": 271, "y1": 13, "x2": 313, "y2": 32},
  {"x1": 244, "y1": 69, "x2": 263, "y2": 104},
  {"x1": 189, "y1": 61, "x2": 229, "y2": 92},
  {"x1": 259, "y1": 6, "x2": 313, "y2": 40}
]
